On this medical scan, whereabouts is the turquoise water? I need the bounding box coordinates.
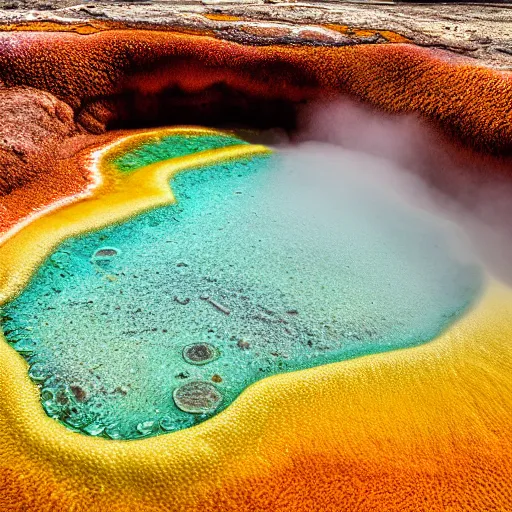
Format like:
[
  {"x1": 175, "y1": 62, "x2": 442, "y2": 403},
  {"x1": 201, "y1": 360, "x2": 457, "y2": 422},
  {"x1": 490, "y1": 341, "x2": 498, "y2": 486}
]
[
  {"x1": 113, "y1": 133, "x2": 246, "y2": 172},
  {"x1": 1, "y1": 145, "x2": 482, "y2": 440}
]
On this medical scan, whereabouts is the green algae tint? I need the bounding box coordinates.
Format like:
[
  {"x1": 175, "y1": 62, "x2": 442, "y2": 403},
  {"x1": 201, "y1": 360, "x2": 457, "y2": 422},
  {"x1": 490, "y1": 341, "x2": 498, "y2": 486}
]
[
  {"x1": 113, "y1": 133, "x2": 247, "y2": 173},
  {"x1": 1, "y1": 145, "x2": 482, "y2": 440}
]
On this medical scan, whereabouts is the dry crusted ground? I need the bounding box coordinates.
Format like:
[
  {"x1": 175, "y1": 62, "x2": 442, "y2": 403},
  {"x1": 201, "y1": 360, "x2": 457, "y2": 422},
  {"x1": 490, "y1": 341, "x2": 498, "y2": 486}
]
[{"x1": 0, "y1": 1, "x2": 511, "y2": 69}]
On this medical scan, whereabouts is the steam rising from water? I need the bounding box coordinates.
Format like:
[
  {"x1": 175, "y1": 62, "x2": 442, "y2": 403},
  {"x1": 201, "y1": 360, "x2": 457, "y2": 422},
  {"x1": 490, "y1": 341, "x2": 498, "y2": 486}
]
[{"x1": 292, "y1": 98, "x2": 512, "y2": 283}]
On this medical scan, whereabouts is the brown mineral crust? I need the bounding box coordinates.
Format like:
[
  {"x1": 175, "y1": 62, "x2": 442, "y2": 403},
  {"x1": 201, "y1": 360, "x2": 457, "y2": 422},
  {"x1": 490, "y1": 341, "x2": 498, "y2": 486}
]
[
  {"x1": 0, "y1": 86, "x2": 77, "y2": 195},
  {"x1": 0, "y1": 30, "x2": 510, "y2": 154},
  {"x1": 0, "y1": 132, "x2": 112, "y2": 237},
  {"x1": 237, "y1": 25, "x2": 291, "y2": 40},
  {"x1": 0, "y1": 85, "x2": 110, "y2": 237}
]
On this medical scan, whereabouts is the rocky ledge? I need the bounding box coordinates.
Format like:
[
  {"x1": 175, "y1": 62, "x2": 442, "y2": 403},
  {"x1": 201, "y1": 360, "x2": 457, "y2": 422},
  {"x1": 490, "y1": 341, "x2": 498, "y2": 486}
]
[{"x1": 0, "y1": 1, "x2": 510, "y2": 69}]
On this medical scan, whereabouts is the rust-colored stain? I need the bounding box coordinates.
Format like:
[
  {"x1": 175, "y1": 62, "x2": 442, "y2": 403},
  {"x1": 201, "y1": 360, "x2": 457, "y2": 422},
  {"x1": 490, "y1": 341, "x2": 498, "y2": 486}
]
[
  {"x1": 325, "y1": 23, "x2": 410, "y2": 43},
  {"x1": 0, "y1": 21, "x2": 113, "y2": 34},
  {"x1": 203, "y1": 13, "x2": 242, "y2": 22},
  {"x1": 0, "y1": 19, "x2": 410, "y2": 45}
]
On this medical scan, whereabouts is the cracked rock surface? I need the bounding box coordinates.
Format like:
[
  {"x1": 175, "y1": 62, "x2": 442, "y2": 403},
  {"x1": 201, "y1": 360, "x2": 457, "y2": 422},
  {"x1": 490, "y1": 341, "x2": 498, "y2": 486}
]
[{"x1": 0, "y1": 2, "x2": 510, "y2": 69}]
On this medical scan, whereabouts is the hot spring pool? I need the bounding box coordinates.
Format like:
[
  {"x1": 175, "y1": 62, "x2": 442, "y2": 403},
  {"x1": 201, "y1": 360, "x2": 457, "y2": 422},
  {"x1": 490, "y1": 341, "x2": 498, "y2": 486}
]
[{"x1": 1, "y1": 135, "x2": 482, "y2": 440}]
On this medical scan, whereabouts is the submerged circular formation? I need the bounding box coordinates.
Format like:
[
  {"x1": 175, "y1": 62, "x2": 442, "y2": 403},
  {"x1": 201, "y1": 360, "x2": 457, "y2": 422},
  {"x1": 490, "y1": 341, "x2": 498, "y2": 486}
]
[
  {"x1": 183, "y1": 343, "x2": 220, "y2": 366},
  {"x1": 91, "y1": 247, "x2": 120, "y2": 260},
  {"x1": 173, "y1": 381, "x2": 223, "y2": 414}
]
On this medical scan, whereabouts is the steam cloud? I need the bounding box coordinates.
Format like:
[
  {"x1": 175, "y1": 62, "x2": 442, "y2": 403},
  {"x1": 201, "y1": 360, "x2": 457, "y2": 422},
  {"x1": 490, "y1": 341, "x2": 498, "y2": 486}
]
[{"x1": 276, "y1": 97, "x2": 512, "y2": 283}]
